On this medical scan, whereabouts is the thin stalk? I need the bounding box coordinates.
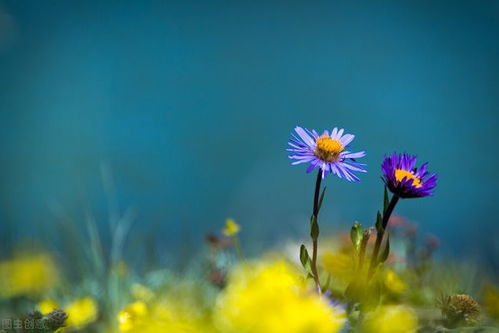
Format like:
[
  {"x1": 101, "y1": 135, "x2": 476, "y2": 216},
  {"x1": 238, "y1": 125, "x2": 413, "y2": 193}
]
[
  {"x1": 312, "y1": 169, "x2": 322, "y2": 217},
  {"x1": 368, "y1": 195, "x2": 399, "y2": 279},
  {"x1": 232, "y1": 236, "x2": 244, "y2": 261},
  {"x1": 311, "y1": 169, "x2": 323, "y2": 293}
]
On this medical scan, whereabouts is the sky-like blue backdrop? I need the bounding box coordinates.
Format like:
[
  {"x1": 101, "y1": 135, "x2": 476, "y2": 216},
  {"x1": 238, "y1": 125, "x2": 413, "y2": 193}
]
[{"x1": 1, "y1": 1, "x2": 498, "y2": 265}]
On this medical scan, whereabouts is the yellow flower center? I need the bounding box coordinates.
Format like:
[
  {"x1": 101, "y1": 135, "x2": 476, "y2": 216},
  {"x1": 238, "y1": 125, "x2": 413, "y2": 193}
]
[
  {"x1": 314, "y1": 136, "x2": 344, "y2": 162},
  {"x1": 395, "y1": 169, "x2": 422, "y2": 188}
]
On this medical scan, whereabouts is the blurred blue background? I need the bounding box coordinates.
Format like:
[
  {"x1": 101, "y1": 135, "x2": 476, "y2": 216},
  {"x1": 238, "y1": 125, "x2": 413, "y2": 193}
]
[{"x1": 0, "y1": 1, "x2": 498, "y2": 266}]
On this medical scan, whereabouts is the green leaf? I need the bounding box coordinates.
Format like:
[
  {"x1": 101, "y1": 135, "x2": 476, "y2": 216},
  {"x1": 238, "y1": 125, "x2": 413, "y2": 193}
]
[
  {"x1": 300, "y1": 244, "x2": 313, "y2": 276},
  {"x1": 383, "y1": 186, "x2": 389, "y2": 214},
  {"x1": 350, "y1": 222, "x2": 363, "y2": 252},
  {"x1": 375, "y1": 211, "x2": 383, "y2": 233},
  {"x1": 317, "y1": 186, "x2": 327, "y2": 212},
  {"x1": 310, "y1": 215, "x2": 319, "y2": 239},
  {"x1": 379, "y1": 234, "x2": 390, "y2": 263}
]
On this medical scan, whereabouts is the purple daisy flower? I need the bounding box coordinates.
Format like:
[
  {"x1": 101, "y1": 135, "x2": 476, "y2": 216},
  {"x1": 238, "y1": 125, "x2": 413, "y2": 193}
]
[
  {"x1": 287, "y1": 126, "x2": 366, "y2": 181},
  {"x1": 381, "y1": 152, "x2": 437, "y2": 198}
]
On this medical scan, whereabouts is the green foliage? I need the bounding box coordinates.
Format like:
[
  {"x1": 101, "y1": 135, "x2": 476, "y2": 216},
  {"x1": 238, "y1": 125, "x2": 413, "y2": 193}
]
[
  {"x1": 310, "y1": 215, "x2": 319, "y2": 239},
  {"x1": 299, "y1": 244, "x2": 314, "y2": 278},
  {"x1": 379, "y1": 234, "x2": 390, "y2": 263},
  {"x1": 375, "y1": 211, "x2": 383, "y2": 233},
  {"x1": 383, "y1": 186, "x2": 390, "y2": 214},
  {"x1": 350, "y1": 222, "x2": 363, "y2": 252}
]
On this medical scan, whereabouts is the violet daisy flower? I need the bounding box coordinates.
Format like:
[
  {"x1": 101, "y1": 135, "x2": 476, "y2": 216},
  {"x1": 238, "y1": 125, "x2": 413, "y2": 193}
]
[
  {"x1": 287, "y1": 126, "x2": 366, "y2": 181},
  {"x1": 381, "y1": 152, "x2": 437, "y2": 198}
]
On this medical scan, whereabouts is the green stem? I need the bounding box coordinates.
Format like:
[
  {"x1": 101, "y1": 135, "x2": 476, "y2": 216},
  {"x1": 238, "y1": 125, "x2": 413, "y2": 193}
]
[
  {"x1": 311, "y1": 169, "x2": 323, "y2": 293},
  {"x1": 368, "y1": 195, "x2": 399, "y2": 279},
  {"x1": 232, "y1": 236, "x2": 244, "y2": 261}
]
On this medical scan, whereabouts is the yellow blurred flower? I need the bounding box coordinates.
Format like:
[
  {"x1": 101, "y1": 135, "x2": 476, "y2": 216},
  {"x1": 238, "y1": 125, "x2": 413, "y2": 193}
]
[
  {"x1": 384, "y1": 269, "x2": 407, "y2": 294},
  {"x1": 362, "y1": 305, "x2": 418, "y2": 333},
  {"x1": 214, "y1": 259, "x2": 346, "y2": 333},
  {"x1": 322, "y1": 251, "x2": 355, "y2": 289},
  {"x1": 483, "y1": 284, "x2": 499, "y2": 319},
  {"x1": 37, "y1": 299, "x2": 59, "y2": 314},
  {"x1": 118, "y1": 301, "x2": 148, "y2": 332},
  {"x1": 65, "y1": 296, "x2": 98, "y2": 328},
  {"x1": 222, "y1": 218, "x2": 240, "y2": 237},
  {"x1": 117, "y1": 299, "x2": 217, "y2": 333},
  {"x1": 147, "y1": 303, "x2": 217, "y2": 333},
  {"x1": 0, "y1": 253, "x2": 58, "y2": 298}
]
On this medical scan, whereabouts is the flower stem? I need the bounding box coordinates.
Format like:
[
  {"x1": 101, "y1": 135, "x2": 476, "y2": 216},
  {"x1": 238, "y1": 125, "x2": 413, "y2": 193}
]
[
  {"x1": 232, "y1": 235, "x2": 244, "y2": 261},
  {"x1": 312, "y1": 169, "x2": 322, "y2": 217},
  {"x1": 311, "y1": 169, "x2": 323, "y2": 293},
  {"x1": 368, "y1": 195, "x2": 399, "y2": 279}
]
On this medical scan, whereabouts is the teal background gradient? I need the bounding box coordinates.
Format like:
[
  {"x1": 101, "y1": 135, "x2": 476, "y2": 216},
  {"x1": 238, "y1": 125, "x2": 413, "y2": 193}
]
[{"x1": 1, "y1": 1, "x2": 498, "y2": 267}]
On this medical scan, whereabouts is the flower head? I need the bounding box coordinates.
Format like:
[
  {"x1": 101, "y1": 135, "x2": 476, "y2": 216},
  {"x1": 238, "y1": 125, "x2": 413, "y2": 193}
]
[
  {"x1": 37, "y1": 299, "x2": 59, "y2": 315},
  {"x1": 287, "y1": 126, "x2": 366, "y2": 181},
  {"x1": 441, "y1": 294, "x2": 480, "y2": 327},
  {"x1": 384, "y1": 269, "x2": 407, "y2": 294},
  {"x1": 222, "y1": 218, "x2": 240, "y2": 237},
  {"x1": 0, "y1": 253, "x2": 58, "y2": 298},
  {"x1": 64, "y1": 296, "x2": 98, "y2": 328},
  {"x1": 362, "y1": 305, "x2": 418, "y2": 333},
  {"x1": 27, "y1": 310, "x2": 67, "y2": 332},
  {"x1": 45, "y1": 309, "x2": 69, "y2": 331},
  {"x1": 381, "y1": 153, "x2": 437, "y2": 198},
  {"x1": 118, "y1": 301, "x2": 148, "y2": 332},
  {"x1": 214, "y1": 260, "x2": 346, "y2": 333}
]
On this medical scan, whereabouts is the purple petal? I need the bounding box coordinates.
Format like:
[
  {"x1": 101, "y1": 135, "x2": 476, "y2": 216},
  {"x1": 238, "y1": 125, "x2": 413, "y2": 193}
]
[
  {"x1": 339, "y1": 134, "x2": 355, "y2": 146},
  {"x1": 342, "y1": 151, "x2": 366, "y2": 159},
  {"x1": 294, "y1": 126, "x2": 315, "y2": 147}
]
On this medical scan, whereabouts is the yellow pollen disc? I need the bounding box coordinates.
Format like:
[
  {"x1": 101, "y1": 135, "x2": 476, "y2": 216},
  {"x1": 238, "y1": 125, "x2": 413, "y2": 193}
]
[
  {"x1": 314, "y1": 136, "x2": 344, "y2": 162},
  {"x1": 395, "y1": 169, "x2": 422, "y2": 188}
]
